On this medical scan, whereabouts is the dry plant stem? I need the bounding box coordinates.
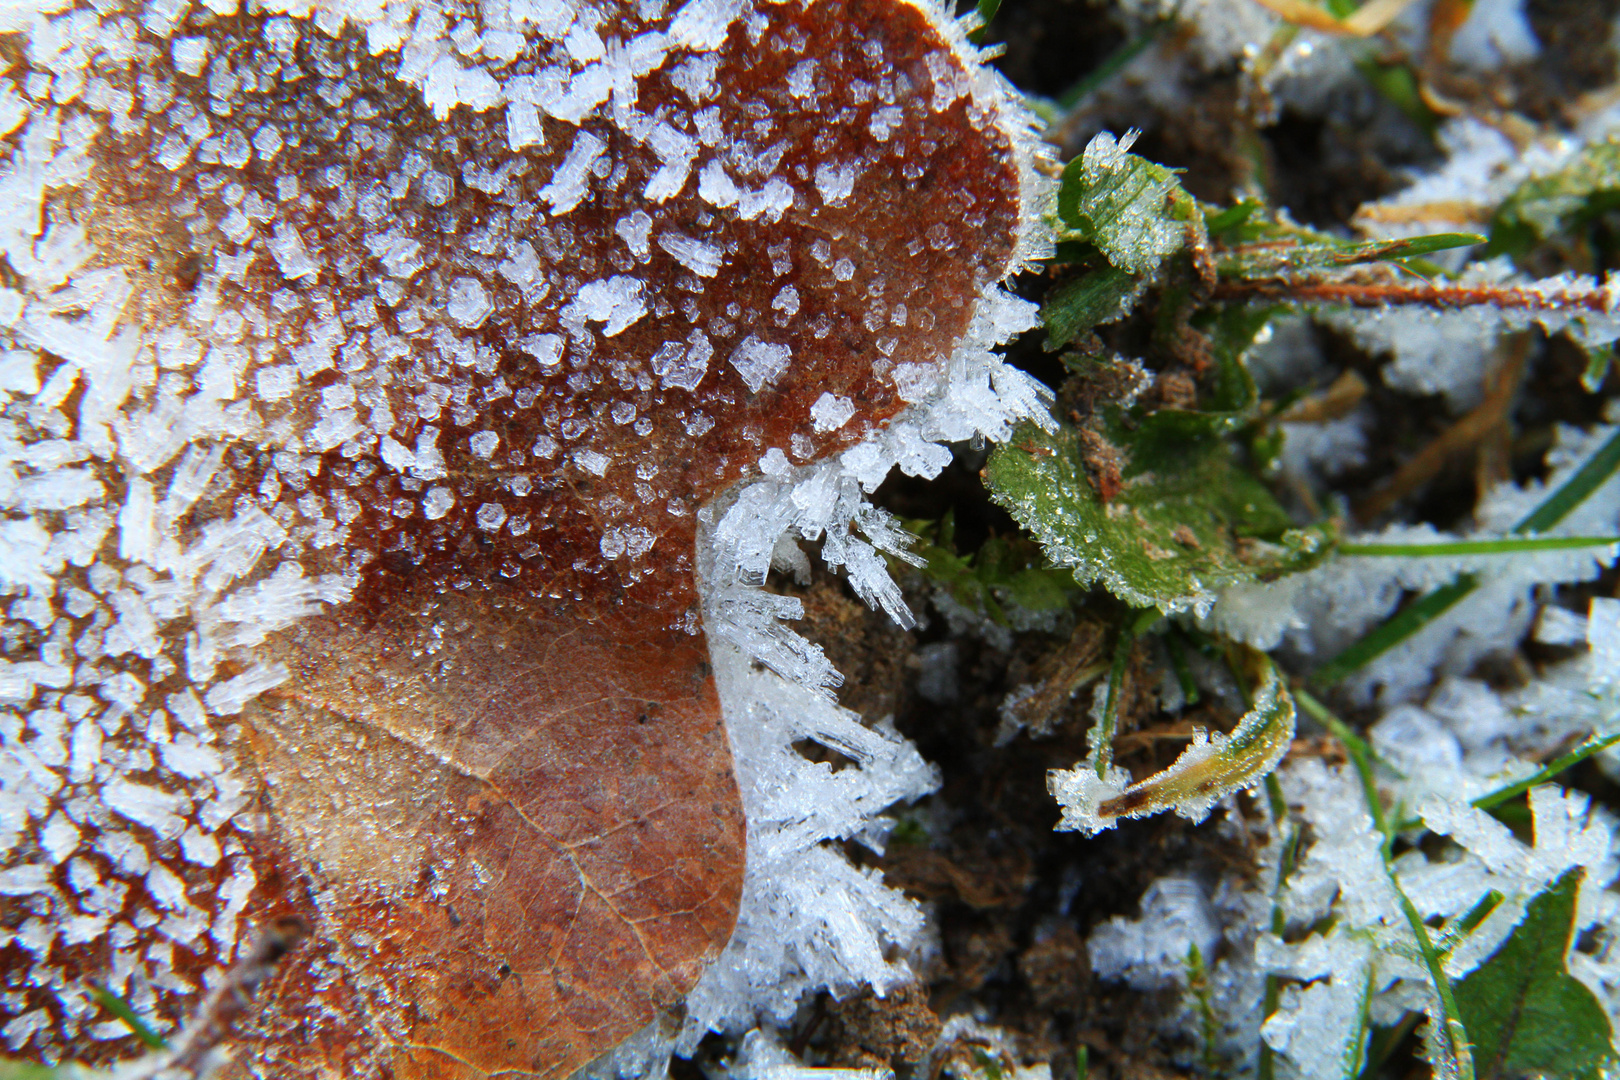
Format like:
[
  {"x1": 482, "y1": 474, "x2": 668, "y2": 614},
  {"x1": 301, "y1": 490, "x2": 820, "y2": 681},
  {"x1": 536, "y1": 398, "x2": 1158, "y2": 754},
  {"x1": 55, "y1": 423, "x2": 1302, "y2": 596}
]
[
  {"x1": 1249, "y1": 0, "x2": 1421, "y2": 37},
  {"x1": 1353, "y1": 200, "x2": 1492, "y2": 230},
  {"x1": 1213, "y1": 278, "x2": 1614, "y2": 312},
  {"x1": 1424, "y1": 0, "x2": 1474, "y2": 64},
  {"x1": 1353, "y1": 332, "x2": 1531, "y2": 522},
  {"x1": 158, "y1": 922, "x2": 308, "y2": 1078},
  {"x1": 1275, "y1": 369, "x2": 1369, "y2": 424},
  {"x1": 1003, "y1": 620, "x2": 1109, "y2": 738}
]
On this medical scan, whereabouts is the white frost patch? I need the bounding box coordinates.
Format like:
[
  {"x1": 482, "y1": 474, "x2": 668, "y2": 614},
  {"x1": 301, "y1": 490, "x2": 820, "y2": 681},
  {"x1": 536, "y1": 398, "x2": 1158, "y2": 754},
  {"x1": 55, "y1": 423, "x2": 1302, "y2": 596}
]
[
  {"x1": 1089, "y1": 877, "x2": 1221, "y2": 991},
  {"x1": 770, "y1": 285, "x2": 799, "y2": 316},
  {"x1": 204, "y1": 663, "x2": 290, "y2": 715},
  {"x1": 575, "y1": 449, "x2": 611, "y2": 476},
  {"x1": 446, "y1": 277, "x2": 493, "y2": 328},
  {"x1": 265, "y1": 223, "x2": 318, "y2": 281},
  {"x1": 616, "y1": 210, "x2": 654, "y2": 259},
  {"x1": 651, "y1": 329, "x2": 713, "y2": 392},
  {"x1": 423, "y1": 485, "x2": 455, "y2": 519},
  {"x1": 171, "y1": 37, "x2": 210, "y2": 77},
  {"x1": 103, "y1": 779, "x2": 188, "y2": 838},
  {"x1": 813, "y1": 161, "x2": 856, "y2": 207},
  {"x1": 539, "y1": 130, "x2": 606, "y2": 215},
  {"x1": 561, "y1": 275, "x2": 647, "y2": 338},
  {"x1": 727, "y1": 336, "x2": 791, "y2": 393},
  {"x1": 667, "y1": 0, "x2": 744, "y2": 50},
  {"x1": 809, "y1": 392, "x2": 854, "y2": 433},
  {"x1": 672, "y1": 286, "x2": 1055, "y2": 1051},
  {"x1": 697, "y1": 160, "x2": 795, "y2": 223},
  {"x1": 658, "y1": 231, "x2": 722, "y2": 277}
]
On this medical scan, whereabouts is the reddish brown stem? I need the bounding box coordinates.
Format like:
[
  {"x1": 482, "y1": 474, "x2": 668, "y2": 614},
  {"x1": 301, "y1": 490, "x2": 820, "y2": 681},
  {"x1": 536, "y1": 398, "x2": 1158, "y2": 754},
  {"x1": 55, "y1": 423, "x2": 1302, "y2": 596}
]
[{"x1": 1214, "y1": 278, "x2": 1613, "y2": 313}]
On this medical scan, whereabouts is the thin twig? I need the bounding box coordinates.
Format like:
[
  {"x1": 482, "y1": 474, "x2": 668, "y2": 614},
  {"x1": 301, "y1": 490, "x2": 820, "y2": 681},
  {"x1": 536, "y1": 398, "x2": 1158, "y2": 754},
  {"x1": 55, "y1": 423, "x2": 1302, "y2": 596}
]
[
  {"x1": 127, "y1": 919, "x2": 308, "y2": 1080},
  {"x1": 1213, "y1": 278, "x2": 1613, "y2": 312},
  {"x1": 1353, "y1": 332, "x2": 1529, "y2": 522}
]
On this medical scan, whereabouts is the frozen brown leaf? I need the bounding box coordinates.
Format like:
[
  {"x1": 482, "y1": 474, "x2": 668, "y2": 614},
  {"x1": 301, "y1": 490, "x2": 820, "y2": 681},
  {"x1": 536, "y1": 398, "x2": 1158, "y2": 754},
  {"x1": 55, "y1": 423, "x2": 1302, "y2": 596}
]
[{"x1": 0, "y1": 0, "x2": 1037, "y2": 1075}]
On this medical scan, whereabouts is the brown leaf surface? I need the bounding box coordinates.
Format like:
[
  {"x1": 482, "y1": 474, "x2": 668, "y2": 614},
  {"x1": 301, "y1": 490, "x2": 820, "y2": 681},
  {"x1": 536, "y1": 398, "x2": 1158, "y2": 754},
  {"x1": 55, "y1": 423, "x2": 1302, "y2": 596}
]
[
  {"x1": 239, "y1": 585, "x2": 741, "y2": 1079},
  {"x1": 2, "y1": 0, "x2": 1030, "y2": 1073}
]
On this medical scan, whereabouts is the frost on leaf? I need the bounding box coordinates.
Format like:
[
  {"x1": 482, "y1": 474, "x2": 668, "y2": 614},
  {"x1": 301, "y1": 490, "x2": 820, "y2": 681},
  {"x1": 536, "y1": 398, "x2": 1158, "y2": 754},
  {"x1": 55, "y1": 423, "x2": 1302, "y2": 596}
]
[
  {"x1": 0, "y1": 0, "x2": 1035, "y2": 1073},
  {"x1": 985, "y1": 418, "x2": 1334, "y2": 614},
  {"x1": 1048, "y1": 648, "x2": 1295, "y2": 835},
  {"x1": 1491, "y1": 137, "x2": 1620, "y2": 257},
  {"x1": 1054, "y1": 130, "x2": 1198, "y2": 277},
  {"x1": 987, "y1": 308, "x2": 1335, "y2": 614}
]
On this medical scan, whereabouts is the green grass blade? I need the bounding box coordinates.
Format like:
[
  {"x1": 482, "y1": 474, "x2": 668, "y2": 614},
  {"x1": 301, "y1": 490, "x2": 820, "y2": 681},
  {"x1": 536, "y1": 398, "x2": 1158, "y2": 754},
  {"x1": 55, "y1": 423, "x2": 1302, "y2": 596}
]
[
  {"x1": 1094, "y1": 622, "x2": 1135, "y2": 775},
  {"x1": 1314, "y1": 427, "x2": 1620, "y2": 687},
  {"x1": 1292, "y1": 684, "x2": 1406, "y2": 779},
  {"x1": 1056, "y1": 6, "x2": 1179, "y2": 109},
  {"x1": 1513, "y1": 428, "x2": 1620, "y2": 534},
  {"x1": 1339, "y1": 537, "x2": 1620, "y2": 557},
  {"x1": 1470, "y1": 732, "x2": 1620, "y2": 813},
  {"x1": 89, "y1": 982, "x2": 167, "y2": 1049},
  {"x1": 1259, "y1": 771, "x2": 1300, "y2": 1080},
  {"x1": 1435, "y1": 890, "x2": 1505, "y2": 959},
  {"x1": 1299, "y1": 689, "x2": 1475, "y2": 1079},
  {"x1": 1312, "y1": 576, "x2": 1478, "y2": 687}
]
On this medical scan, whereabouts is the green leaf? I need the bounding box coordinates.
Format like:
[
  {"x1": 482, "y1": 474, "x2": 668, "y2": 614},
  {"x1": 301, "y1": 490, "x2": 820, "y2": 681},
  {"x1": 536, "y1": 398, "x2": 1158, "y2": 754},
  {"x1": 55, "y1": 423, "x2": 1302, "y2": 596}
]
[
  {"x1": 1215, "y1": 231, "x2": 1482, "y2": 280},
  {"x1": 909, "y1": 527, "x2": 1078, "y2": 626},
  {"x1": 1355, "y1": 56, "x2": 1440, "y2": 134},
  {"x1": 1055, "y1": 7, "x2": 1179, "y2": 110},
  {"x1": 968, "y1": 0, "x2": 1000, "y2": 44},
  {"x1": 1042, "y1": 264, "x2": 1144, "y2": 347},
  {"x1": 1454, "y1": 868, "x2": 1616, "y2": 1080},
  {"x1": 1205, "y1": 199, "x2": 1263, "y2": 240},
  {"x1": 1584, "y1": 344, "x2": 1614, "y2": 393},
  {"x1": 1054, "y1": 132, "x2": 1196, "y2": 276},
  {"x1": 985, "y1": 418, "x2": 1335, "y2": 611},
  {"x1": 1491, "y1": 138, "x2": 1620, "y2": 256}
]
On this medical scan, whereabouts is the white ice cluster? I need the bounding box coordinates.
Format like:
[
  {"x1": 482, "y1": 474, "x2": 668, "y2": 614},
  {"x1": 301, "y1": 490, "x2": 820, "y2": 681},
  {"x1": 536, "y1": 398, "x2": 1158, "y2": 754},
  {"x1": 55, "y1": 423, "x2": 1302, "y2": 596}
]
[
  {"x1": 1258, "y1": 768, "x2": 1620, "y2": 1080},
  {"x1": 572, "y1": 289, "x2": 1051, "y2": 1079},
  {"x1": 1105, "y1": 0, "x2": 1538, "y2": 121},
  {"x1": 1087, "y1": 876, "x2": 1220, "y2": 992},
  {"x1": 672, "y1": 289, "x2": 1052, "y2": 1052}
]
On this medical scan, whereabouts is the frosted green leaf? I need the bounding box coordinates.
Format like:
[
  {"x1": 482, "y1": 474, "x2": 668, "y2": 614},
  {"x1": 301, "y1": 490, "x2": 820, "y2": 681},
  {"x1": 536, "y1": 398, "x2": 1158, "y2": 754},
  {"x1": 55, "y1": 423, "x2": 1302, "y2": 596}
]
[
  {"x1": 1055, "y1": 131, "x2": 1197, "y2": 276},
  {"x1": 984, "y1": 419, "x2": 1335, "y2": 612},
  {"x1": 1042, "y1": 264, "x2": 1144, "y2": 347},
  {"x1": 910, "y1": 526, "x2": 1077, "y2": 626},
  {"x1": 1048, "y1": 647, "x2": 1295, "y2": 834},
  {"x1": 1215, "y1": 232, "x2": 1483, "y2": 280},
  {"x1": 1453, "y1": 868, "x2": 1616, "y2": 1080},
  {"x1": 1492, "y1": 138, "x2": 1620, "y2": 255}
]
